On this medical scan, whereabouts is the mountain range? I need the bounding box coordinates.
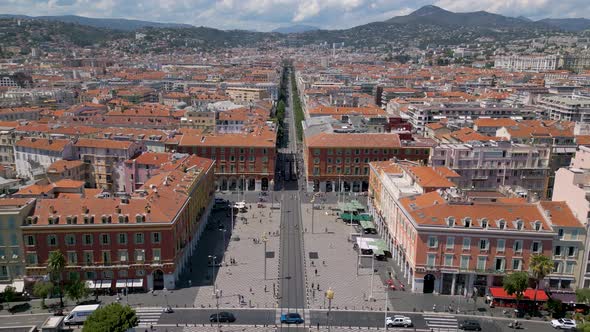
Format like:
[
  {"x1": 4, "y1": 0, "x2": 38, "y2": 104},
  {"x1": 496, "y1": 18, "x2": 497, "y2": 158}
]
[{"x1": 1, "y1": 5, "x2": 589, "y2": 49}]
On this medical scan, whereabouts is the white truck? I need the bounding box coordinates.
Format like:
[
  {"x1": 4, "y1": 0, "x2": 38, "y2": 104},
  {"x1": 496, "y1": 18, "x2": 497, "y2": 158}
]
[{"x1": 64, "y1": 304, "x2": 100, "y2": 325}]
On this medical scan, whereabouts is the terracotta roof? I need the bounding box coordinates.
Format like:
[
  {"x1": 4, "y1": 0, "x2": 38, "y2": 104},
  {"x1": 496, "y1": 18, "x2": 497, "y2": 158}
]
[
  {"x1": 306, "y1": 132, "x2": 402, "y2": 148},
  {"x1": 74, "y1": 138, "x2": 133, "y2": 150},
  {"x1": 47, "y1": 160, "x2": 85, "y2": 174},
  {"x1": 15, "y1": 138, "x2": 70, "y2": 152},
  {"x1": 403, "y1": 166, "x2": 457, "y2": 188},
  {"x1": 474, "y1": 118, "x2": 518, "y2": 128},
  {"x1": 540, "y1": 201, "x2": 583, "y2": 228},
  {"x1": 0, "y1": 198, "x2": 35, "y2": 208}
]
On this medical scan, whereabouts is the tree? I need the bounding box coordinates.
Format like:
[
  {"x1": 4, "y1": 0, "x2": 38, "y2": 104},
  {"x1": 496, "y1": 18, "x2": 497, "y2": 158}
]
[
  {"x1": 33, "y1": 281, "x2": 54, "y2": 308},
  {"x1": 3, "y1": 286, "x2": 16, "y2": 311},
  {"x1": 530, "y1": 254, "x2": 554, "y2": 307},
  {"x1": 504, "y1": 271, "x2": 529, "y2": 311},
  {"x1": 47, "y1": 251, "x2": 66, "y2": 307},
  {"x1": 577, "y1": 288, "x2": 590, "y2": 304},
  {"x1": 83, "y1": 303, "x2": 138, "y2": 332},
  {"x1": 65, "y1": 278, "x2": 90, "y2": 304}
]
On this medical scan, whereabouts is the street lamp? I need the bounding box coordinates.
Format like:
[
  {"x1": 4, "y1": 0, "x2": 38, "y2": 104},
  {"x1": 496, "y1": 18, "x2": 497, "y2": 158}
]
[
  {"x1": 325, "y1": 287, "x2": 335, "y2": 332},
  {"x1": 208, "y1": 255, "x2": 217, "y2": 281},
  {"x1": 262, "y1": 235, "x2": 268, "y2": 280},
  {"x1": 219, "y1": 228, "x2": 227, "y2": 264},
  {"x1": 215, "y1": 287, "x2": 221, "y2": 332},
  {"x1": 310, "y1": 192, "x2": 320, "y2": 234},
  {"x1": 270, "y1": 179, "x2": 275, "y2": 208}
]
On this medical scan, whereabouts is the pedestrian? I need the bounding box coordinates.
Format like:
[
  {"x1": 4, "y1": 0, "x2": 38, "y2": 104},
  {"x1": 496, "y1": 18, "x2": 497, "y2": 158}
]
[
  {"x1": 314, "y1": 269, "x2": 317, "y2": 276},
  {"x1": 311, "y1": 282, "x2": 314, "y2": 289},
  {"x1": 317, "y1": 283, "x2": 320, "y2": 290}
]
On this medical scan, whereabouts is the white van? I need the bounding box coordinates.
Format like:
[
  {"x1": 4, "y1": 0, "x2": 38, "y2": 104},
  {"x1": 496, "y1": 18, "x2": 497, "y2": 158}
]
[{"x1": 64, "y1": 304, "x2": 100, "y2": 325}]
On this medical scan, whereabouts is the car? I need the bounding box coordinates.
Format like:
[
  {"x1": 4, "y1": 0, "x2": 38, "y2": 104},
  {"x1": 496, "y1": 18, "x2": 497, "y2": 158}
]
[
  {"x1": 551, "y1": 318, "x2": 577, "y2": 330},
  {"x1": 209, "y1": 312, "x2": 236, "y2": 323},
  {"x1": 459, "y1": 319, "x2": 482, "y2": 331},
  {"x1": 280, "y1": 313, "x2": 304, "y2": 324},
  {"x1": 385, "y1": 315, "x2": 413, "y2": 328},
  {"x1": 163, "y1": 305, "x2": 173, "y2": 313}
]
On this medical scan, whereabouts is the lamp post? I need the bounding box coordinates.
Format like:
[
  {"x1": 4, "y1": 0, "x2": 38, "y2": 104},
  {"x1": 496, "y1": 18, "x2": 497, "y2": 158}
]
[
  {"x1": 325, "y1": 287, "x2": 334, "y2": 332},
  {"x1": 270, "y1": 179, "x2": 275, "y2": 208},
  {"x1": 310, "y1": 193, "x2": 319, "y2": 234},
  {"x1": 215, "y1": 287, "x2": 221, "y2": 332},
  {"x1": 262, "y1": 235, "x2": 268, "y2": 279},
  {"x1": 219, "y1": 229, "x2": 227, "y2": 264},
  {"x1": 369, "y1": 255, "x2": 375, "y2": 301}
]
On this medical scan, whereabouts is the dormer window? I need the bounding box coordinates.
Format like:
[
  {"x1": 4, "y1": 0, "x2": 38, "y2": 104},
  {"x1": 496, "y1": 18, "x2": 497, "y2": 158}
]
[
  {"x1": 516, "y1": 219, "x2": 523, "y2": 231},
  {"x1": 447, "y1": 217, "x2": 455, "y2": 227},
  {"x1": 498, "y1": 219, "x2": 506, "y2": 230},
  {"x1": 481, "y1": 218, "x2": 488, "y2": 229},
  {"x1": 464, "y1": 217, "x2": 471, "y2": 228},
  {"x1": 534, "y1": 221, "x2": 542, "y2": 231}
]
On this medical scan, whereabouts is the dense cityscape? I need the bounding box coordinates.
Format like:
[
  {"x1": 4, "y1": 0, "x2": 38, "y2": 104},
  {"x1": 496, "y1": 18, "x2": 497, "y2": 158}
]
[{"x1": 2, "y1": 2, "x2": 590, "y2": 332}]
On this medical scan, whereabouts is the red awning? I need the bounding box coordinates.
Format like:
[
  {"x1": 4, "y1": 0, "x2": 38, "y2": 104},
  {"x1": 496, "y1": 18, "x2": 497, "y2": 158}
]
[{"x1": 489, "y1": 287, "x2": 548, "y2": 301}]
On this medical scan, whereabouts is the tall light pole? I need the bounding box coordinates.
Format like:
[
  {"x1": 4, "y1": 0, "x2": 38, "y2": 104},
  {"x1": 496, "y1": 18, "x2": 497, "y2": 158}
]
[
  {"x1": 310, "y1": 193, "x2": 319, "y2": 234},
  {"x1": 270, "y1": 179, "x2": 275, "y2": 208},
  {"x1": 369, "y1": 255, "x2": 375, "y2": 301},
  {"x1": 262, "y1": 235, "x2": 268, "y2": 280},
  {"x1": 325, "y1": 288, "x2": 334, "y2": 332},
  {"x1": 215, "y1": 287, "x2": 221, "y2": 332},
  {"x1": 208, "y1": 255, "x2": 217, "y2": 281},
  {"x1": 384, "y1": 289, "x2": 389, "y2": 330},
  {"x1": 219, "y1": 229, "x2": 227, "y2": 264}
]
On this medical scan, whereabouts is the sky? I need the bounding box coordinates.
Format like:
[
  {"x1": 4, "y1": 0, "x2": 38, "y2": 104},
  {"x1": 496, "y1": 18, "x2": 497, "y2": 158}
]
[{"x1": 0, "y1": 0, "x2": 589, "y2": 31}]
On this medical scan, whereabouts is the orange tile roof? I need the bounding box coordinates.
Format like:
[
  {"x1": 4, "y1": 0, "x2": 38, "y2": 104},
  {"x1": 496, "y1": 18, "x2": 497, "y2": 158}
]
[
  {"x1": 74, "y1": 138, "x2": 133, "y2": 150},
  {"x1": 15, "y1": 138, "x2": 70, "y2": 152},
  {"x1": 540, "y1": 201, "x2": 583, "y2": 228},
  {"x1": 0, "y1": 198, "x2": 35, "y2": 208},
  {"x1": 308, "y1": 106, "x2": 386, "y2": 117},
  {"x1": 306, "y1": 132, "x2": 401, "y2": 148},
  {"x1": 403, "y1": 166, "x2": 456, "y2": 188},
  {"x1": 474, "y1": 118, "x2": 518, "y2": 127}
]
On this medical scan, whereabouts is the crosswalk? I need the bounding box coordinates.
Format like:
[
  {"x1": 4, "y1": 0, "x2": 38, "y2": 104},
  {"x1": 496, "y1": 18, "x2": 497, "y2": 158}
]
[
  {"x1": 135, "y1": 307, "x2": 163, "y2": 326},
  {"x1": 423, "y1": 313, "x2": 458, "y2": 331}
]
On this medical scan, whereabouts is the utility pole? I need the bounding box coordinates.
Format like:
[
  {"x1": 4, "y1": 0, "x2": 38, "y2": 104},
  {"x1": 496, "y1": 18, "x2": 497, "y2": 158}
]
[
  {"x1": 215, "y1": 287, "x2": 221, "y2": 332},
  {"x1": 262, "y1": 235, "x2": 268, "y2": 280}
]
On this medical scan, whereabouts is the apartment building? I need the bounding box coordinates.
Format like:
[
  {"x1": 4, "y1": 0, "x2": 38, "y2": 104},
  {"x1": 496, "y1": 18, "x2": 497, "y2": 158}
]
[
  {"x1": 73, "y1": 139, "x2": 143, "y2": 192},
  {"x1": 403, "y1": 103, "x2": 535, "y2": 135},
  {"x1": 0, "y1": 123, "x2": 16, "y2": 165},
  {"x1": 180, "y1": 109, "x2": 217, "y2": 131},
  {"x1": 0, "y1": 198, "x2": 35, "y2": 281},
  {"x1": 553, "y1": 146, "x2": 590, "y2": 287},
  {"x1": 46, "y1": 160, "x2": 87, "y2": 183},
  {"x1": 537, "y1": 95, "x2": 590, "y2": 123},
  {"x1": 176, "y1": 127, "x2": 276, "y2": 191},
  {"x1": 226, "y1": 87, "x2": 269, "y2": 104},
  {"x1": 303, "y1": 132, "x2": 433, "y2": 192},
  {"x1": 14, "y1": 138, "x2": 75, "y2": 180},
  {"x1": 494, "y1": 55, "x2": 559, "y2": 72},
  {"x1": 22, "y1": 158, "x2": 215, "y2": 291},
  {"x1": 431, "y1": 141, "x2": 551, "y2": 198}
]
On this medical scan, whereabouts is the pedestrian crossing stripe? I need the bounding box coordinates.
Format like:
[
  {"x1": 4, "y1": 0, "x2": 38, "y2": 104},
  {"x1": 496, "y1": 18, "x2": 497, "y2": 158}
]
[
  {"x1": 136, "y1": 307, "x2": 163, "y2": 325},
  {"x1": 423, "y1": 313, "x2": 458, "y2": 329}
]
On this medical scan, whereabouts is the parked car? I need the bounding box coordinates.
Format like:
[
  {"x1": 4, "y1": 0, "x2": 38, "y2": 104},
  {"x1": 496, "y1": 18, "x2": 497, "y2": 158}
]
[
  {"x1": 550, "y1": 318, "x2": 577, "y2": 330},
  {"x1": 209, "y1": 312, "x2": 236, "y2": 323},
  {"x1": 280, "y1": 313, "x2": 304, "y2": 324},
  {"x1": 459, "y1": 319, "x2": 482, "y2": 331},
  {"x1": 385, "y1": 315, "x2": 413, "y2": 327}
]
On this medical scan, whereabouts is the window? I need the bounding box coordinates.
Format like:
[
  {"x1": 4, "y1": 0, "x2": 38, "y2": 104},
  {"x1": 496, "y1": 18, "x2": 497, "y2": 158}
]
[
  {"x1": 135, "y1": 233, "x2": 144, "y2": 244},
  {"x1": 565, "y1": 261, "x2": 575, "y2": 274},
  {"x1": 495, "y1": 257, "x2": 505, "y2": 272},
  {"x1": 497, "y1": 239, "x2": 505, "y2": 253},
  {"x1": 555, "y1": 246, "x2": 562, "y2": 256},
  {"x1": 513, "y1": 240, "x2": 523, "y2": 253},
  {"x1": 119, "y1": 270, "x2": 128, "y2": 278},
  {"x1": 102, "y1": 251, "x2": 110, "y2": 264},
  {"x1": 426, "y1": 254, "x2": 436, "y2": 267},
  {"x1": 84, "y1": 252, "x2": 93, "y2": 265},
  {"x1": 119, "y1": 250, "x2": 128, "y2": 262},
  {"x1": 446, "y1": 237, "x2": 454, "y2": 250},
  {"x1": 100, "y1": 234, "x2": 110, "y2": 245},
  {"x1": 428, "y1": 236, "x2": 438, "y2": 248},
  {"x1": 460, "y1": 256, "x2": 470, "y2": 269},
  {"x1": 534, "y1": 221, "x2": 542, "y2": 231},
  {"x1": 152, "y1": 232, "x2": 161, "y2": 244},
  {"x1": 558, "y1": 228, "x2": 564, "y2": 238},
  {"x1": 479, "y1": 239, "x2": 489, "y2": 251},
  {"x1": 512, "y1": 259, "x2": 522, "y2": 271},
  {"x1": 516, "y1": 220, "x2": 523, "y2": 230},
  {"x1": 477, "y1": 256, "x2": 486, "y2": 270},
  {"x1": 572, "y1": 229, "x2": 579, "y2": 240},
  {"x1": 464, "y1": 218, "x2": 471, "y2": 228},
  {"x1": 65, "y1": 234, "x2": 75, "y2": 246},
  {"x1": 47, "y1": 235, "x2": 57, "y2": 246},
  {"x1": 447, "y1": 217, "x2": 455, "y2": 227},
  {"x1": 498, "y1": 219, "x2": 506, "y2": 230},
  {"x1": 554, "y1": 261, "x2": 562, "y2": 273},
  {"x1": 83, "y1": 234, "x2": 92, "y2": 245},
  {"x1": 135, "y1": 249, "x2": 145, "y2": 262},
  {"x1": 26, "y1": 253, "x2": 37, "y2": 265},
  {"x1": 25, "y1": 235, "x2": 35, "y2": 246},
  {"x1": 153, "y1": 248, "x2": 161, "y2": 262},
  {"x1": 462, "y1": 237, "x2": 471, "y2": 250},
  {"x1": 85, "y1": 271, "x2": 96, "y2": 280},
  {"x1": 481, "y1": 219, "x2": 488, "y2": 229},
  {"x1": 118, "y1": 233, "x2": 127, "y2": 245},
  {"x1": 102, "y1": 270, "x2": 113, "y2": 279},
  {"x1": 532, "y1": 241, "x2": 541, "y2": 253},
  {"x1": 136, "y1": 269, "x2": 145, "y2": 277},
  {"x1": 568, "y1": 246, "x2": 576, "y2": 257},
  {"x1": 444, "y1": 254, "x2": 454, "y2": 267},
  {"x1": 67, "y1": 252, "x2": 77, "y2": 264}
]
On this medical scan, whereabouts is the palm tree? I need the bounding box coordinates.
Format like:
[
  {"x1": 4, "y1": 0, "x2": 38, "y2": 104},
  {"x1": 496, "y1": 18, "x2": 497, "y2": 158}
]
[
  {"x1": 47, "y1": 251, "x2": 66, "y2": 307},
  {"x1": 530, "y1": 254, "x2": 554, "y2": 307}
]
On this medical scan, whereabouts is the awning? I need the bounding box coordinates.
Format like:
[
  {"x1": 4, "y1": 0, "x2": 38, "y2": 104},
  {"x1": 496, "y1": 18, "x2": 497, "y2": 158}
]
[
  {"x1": 86, "y1": 281, "x2": 96, "y2": 289},
  {"x1": 489, "y1": 287, "x2": 548, "y2": 301},
  {"x1": 0, "y1": 280, "x2": 24, "y2": 293},
  {"x1": 100, "y1": 280, "x2": 112, "y2": 289},
  {"x1": 550, "y1": 292, "x2": 578, "y2": 304},
  {"x1": 360, "y1": 220, "x2": 376, "y2": 229},
  {"x1": 115, "y1": 279, "x2": 128, "y2": 288},
  {"x1": 131, "y1": 279, "x2": 143, "y2": 287}
]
